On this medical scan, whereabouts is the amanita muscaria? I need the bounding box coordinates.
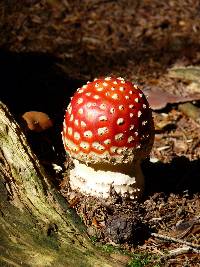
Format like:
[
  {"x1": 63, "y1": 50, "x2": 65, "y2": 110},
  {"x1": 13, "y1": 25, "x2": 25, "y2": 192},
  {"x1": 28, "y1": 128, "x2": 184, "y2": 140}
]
[{"x1": 62, "y1": 77, "x2": 154, "y2": 200}]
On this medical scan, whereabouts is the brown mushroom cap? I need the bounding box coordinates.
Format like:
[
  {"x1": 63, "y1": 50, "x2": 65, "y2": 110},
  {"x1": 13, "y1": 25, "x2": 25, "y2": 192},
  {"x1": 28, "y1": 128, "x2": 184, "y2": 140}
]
[{"x1": 22, "y1": 111, "x2": 53, "y2": 132}]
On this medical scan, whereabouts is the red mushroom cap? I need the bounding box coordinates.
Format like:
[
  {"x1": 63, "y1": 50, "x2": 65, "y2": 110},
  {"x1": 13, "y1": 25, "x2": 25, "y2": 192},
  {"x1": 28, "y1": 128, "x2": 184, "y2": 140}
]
[{"x1": 62, "y1": 77, "x2": 154, "y2": 164}]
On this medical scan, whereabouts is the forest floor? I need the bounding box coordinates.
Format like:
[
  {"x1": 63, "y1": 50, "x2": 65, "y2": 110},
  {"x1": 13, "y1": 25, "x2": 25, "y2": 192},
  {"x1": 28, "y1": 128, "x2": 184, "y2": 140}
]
[
  {"x1": 1, "y1": 0, "x2": 200, "y2": 266},
  {"x1": 60, "y1": 105, "x2": 200, "y2": 267}
]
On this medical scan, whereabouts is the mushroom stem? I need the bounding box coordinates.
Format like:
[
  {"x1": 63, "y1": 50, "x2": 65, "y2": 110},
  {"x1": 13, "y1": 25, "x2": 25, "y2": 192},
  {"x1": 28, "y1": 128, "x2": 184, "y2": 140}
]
[{"x1": 69, "y1": 159, "x2": 144, "y2": 200}]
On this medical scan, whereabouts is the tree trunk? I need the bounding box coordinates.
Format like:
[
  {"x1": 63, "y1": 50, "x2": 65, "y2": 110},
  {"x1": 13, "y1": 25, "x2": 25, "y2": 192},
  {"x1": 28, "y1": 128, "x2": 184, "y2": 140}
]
[{"x1": 0, "y1": 101, "x2": 125, "y2": 267}]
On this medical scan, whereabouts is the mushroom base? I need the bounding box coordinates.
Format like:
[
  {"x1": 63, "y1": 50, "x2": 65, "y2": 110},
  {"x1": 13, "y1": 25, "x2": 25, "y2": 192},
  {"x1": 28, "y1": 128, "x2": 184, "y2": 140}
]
[{"x1": 69, "y1": 159, "x2": 144, "y2": 200}]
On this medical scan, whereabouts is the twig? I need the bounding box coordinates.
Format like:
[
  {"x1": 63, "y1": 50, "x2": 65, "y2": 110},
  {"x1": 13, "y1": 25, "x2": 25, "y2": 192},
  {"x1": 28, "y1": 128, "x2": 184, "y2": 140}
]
[
  {"x1": 151, "y1": 232, "x2": 200, "y2": 250},
  {"x1": 166, "y1": 246, "x2": 200, "y2": 256},
  {"x1": 157, "y1": 246, "x2": 200, "y2": 264}
]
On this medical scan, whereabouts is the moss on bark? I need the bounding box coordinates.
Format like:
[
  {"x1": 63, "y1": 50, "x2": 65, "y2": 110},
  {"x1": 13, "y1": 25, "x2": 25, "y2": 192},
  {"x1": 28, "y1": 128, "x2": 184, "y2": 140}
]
[{"x1": 0, "y1": 101, "x2": 125, "y2": 267}]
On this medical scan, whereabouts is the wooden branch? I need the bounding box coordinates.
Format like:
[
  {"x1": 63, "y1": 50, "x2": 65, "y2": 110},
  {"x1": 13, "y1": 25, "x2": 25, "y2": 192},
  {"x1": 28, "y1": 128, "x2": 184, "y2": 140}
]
[
  {"x1": 151, "y1": 232, "x2": 200, "y2": 250},
  {"x1": 165, "y1": 246, "x2": 200, "y2": 257},
  {"x1": 0, "y1": 101, "x2": 124, "y2": 267}
]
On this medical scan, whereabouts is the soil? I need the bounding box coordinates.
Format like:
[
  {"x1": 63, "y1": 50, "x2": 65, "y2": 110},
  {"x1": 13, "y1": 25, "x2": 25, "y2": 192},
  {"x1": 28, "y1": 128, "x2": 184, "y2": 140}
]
[{"x1": 1, "y1": 0, "x2": 200, "y2": 266}]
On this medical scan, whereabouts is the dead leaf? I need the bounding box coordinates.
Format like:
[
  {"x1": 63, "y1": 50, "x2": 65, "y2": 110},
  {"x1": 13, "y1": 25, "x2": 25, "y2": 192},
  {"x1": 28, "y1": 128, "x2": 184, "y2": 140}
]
[
  {"x1": 174, "y1": 218, "x2": 200, "y2": 239},
  {"x1": 69, "y1": 196, "x2": 80, "y2": 208},
  {"x1": 143, "y1": 87, "x2": 200, "y2": 110},
  {"x1": 92, "y1": 217, "x2": 100, "y2": 228},
  {"x1": 168, "y1": 66, "x2": 200, "y2": 83},
  {"x1": 178, "y1": 103, "x2": 200, "y2": 123}
]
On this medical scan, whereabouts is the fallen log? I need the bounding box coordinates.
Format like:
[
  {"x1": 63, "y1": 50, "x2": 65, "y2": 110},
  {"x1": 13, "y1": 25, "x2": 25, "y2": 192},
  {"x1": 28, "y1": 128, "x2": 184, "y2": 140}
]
[{"x1": 0, "y1": 101, "x2": 124, "y2": 267}]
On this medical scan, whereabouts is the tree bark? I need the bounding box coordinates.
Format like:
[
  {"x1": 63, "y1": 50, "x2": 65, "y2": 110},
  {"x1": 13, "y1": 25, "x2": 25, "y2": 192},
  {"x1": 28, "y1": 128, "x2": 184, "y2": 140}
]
[{"x1": 0, "y1": 101, "x2": 125, "y2": 267}]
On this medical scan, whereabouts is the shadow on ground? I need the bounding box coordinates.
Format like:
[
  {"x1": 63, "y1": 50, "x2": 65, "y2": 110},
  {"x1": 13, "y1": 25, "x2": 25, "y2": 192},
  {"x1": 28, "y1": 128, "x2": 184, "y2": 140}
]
[
  {"x1": 0, "y1": 49, "x2": 85, "y2": 121},
  {"x1": 143, "y1": 156, "x2": 200, "y2": 195}
]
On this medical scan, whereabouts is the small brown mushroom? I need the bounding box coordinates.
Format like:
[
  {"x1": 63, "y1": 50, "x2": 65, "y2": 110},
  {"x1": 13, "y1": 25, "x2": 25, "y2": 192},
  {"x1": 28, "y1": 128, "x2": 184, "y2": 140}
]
[{"x1": 22, "y1": 111, "x2": 53, "y2": 132}]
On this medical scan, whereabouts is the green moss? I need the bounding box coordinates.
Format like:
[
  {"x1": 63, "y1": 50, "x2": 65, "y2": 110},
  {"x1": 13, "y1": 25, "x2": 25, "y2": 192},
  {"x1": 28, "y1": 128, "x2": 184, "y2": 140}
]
[
  {"x1": 94, "y1": 241, "x2": 161, "y2": 267},
  {"x1": 127, "y1": 253, "x2": 160, "y2": 267},
  {"x1": 0, "y1": 103, "x2": 123, "y2": 267},
  {"x1": 90, "y1": 236, "x2": 98, "y2": 244},
  {"x1": 102, "y1": 244, "x2": 119, "y2": 253}
]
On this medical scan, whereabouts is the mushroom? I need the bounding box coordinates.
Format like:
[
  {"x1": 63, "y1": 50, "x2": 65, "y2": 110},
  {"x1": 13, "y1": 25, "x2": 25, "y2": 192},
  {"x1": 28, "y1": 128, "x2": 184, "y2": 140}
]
[
  {"x1": 22, "y1": 111, "x2": 53, "y2": 132},
  {"x1": 62, "y1": 77, "x2": 154, "y2": 200}
]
